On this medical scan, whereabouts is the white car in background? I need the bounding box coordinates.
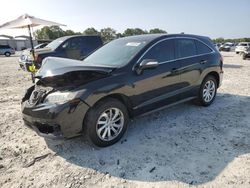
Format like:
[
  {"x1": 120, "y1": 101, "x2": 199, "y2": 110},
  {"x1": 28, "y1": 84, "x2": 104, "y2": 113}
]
[
  {"x1": 235, "y1": 42, "x2": 250, "y2": 54},
  {"x1": 219, "y1": 42, "x2": 234, "y2": 52}
]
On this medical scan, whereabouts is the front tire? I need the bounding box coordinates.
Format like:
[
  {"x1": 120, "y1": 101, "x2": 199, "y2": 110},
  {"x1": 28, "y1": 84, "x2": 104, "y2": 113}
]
[
  {"x1": 196, "y1": 76, "x2": 217, "y2": 106},
  {"x1": 4, "y1": 52, "x2": 11, "y2": 57},
  {"x1": 84, "y1": 98, "x2": 129, "y2": 147}
]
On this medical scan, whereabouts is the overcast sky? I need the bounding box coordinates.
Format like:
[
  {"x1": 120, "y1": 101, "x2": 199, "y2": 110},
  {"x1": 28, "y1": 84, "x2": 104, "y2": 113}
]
[{"x1": 0, "y1": 0, "x2": 250, "y2": 39}]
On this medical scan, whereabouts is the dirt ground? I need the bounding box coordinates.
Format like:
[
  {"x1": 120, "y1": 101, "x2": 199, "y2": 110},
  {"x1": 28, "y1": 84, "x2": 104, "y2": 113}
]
[{"x1": 0, "y1": 52, "x2": 250, "y2": 188}]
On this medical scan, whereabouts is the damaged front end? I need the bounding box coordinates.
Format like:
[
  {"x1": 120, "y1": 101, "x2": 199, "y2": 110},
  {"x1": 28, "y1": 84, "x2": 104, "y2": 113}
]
[{"x1": 21, "y1": 57, "x2": 114, "y2": 138}]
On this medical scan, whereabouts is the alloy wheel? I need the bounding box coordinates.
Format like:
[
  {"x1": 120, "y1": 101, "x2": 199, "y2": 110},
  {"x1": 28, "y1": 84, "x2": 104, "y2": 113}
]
[
  {"x1": 96, "y1": 108, "x2": 124, "y2": 141},
  {"x1": 203, "y1": 80, "x2": 216, "y2": 103}
]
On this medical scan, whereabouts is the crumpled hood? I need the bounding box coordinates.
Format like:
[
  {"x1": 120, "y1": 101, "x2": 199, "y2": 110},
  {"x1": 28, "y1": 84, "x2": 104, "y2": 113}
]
[{"x1": 35, "y1": 57, "x2": 114, "y2": 88}]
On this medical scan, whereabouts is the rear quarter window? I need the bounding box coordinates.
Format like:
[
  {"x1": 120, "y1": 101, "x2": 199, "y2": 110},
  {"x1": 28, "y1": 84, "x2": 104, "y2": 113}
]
[{"x1": 195, "y1": 40, "x2": 212, "y2": 54}]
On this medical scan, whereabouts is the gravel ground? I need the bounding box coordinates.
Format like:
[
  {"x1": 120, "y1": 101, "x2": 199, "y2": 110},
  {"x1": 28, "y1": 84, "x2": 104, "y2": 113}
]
[{"x1": 0, "y1": 52, "x2": 250, "y2": 188}]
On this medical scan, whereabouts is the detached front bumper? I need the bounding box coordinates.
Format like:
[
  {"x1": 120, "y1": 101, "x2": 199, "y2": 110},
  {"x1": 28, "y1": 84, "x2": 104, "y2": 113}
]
[{"x1": 21, "y1": 100, "x2": 90, "y2": 139}]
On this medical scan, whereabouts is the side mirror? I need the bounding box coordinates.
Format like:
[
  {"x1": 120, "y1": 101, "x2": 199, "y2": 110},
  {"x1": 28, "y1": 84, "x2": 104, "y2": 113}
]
[{"x1": 136, "y1": 59, "x2": 159, "y2": 75}]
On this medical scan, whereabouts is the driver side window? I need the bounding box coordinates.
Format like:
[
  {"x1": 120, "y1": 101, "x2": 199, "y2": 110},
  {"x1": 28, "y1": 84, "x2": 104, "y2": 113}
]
[{"x1": 143, "y1": 39, "x2": 175, "y2": 63}]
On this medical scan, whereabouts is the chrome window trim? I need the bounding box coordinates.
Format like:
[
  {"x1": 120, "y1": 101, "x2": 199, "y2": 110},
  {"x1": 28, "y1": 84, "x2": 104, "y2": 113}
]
[{"x1": 136, "y1": 36, "x2": 215, "y2": 65}]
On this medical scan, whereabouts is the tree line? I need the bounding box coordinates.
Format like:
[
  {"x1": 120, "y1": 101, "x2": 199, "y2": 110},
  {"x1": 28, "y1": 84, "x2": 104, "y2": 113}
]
[
  {"x1": 213, "y1": 37, "x2": 250, "y2": 43},
  {"x1": 34, "y1": 26, "x2": 167, "y2": 42},
  {"x1": 34, "y1": 26, "x2": 250, "y2": 43}
]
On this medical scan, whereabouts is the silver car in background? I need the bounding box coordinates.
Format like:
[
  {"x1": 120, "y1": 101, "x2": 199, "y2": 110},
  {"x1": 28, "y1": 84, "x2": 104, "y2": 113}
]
[
  {"x1": 19, "y1": 43, "x2": 48, "y2": 71},
  {"x1": 0, "y1": 45, "x2": 15, "y2": 57}
]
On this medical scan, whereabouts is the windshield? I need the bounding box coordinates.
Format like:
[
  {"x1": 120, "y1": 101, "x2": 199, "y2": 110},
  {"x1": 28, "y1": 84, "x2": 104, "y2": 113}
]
[
  {"x1": 46, "y1": 37, "x2": 65, "y2": 50},
  {"x1": 83, "y1": 37, "x2": 148, "y2": 67}
]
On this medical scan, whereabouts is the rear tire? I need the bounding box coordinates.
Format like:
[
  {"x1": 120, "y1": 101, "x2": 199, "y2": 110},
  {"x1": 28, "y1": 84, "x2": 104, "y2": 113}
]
[
  {"x1": 84, "y1": 98, "x2": 129, "y2": 147},
  {"x1": 242, "y1": 53, "x2": 247, "y2": 60},
  {"x1": 4, "y1": 52, "x2": 11, "y2": 57},
  {"x1": 196, "y1": 76, "x2": 217, "y2": 106}
]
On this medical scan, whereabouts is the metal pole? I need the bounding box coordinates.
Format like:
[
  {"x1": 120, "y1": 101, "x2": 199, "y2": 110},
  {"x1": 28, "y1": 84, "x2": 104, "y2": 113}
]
[
  {"x1": 28, "y1": 25, "x2": 35, "y2": 83},
  {"x1": 28, "y1": 25, "x2": 35, "y2": 59}
]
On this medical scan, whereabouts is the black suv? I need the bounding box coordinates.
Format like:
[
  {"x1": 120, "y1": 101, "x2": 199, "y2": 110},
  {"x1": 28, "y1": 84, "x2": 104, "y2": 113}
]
[
  {"x1": 19, "y1": 35, "x2": 103, "y2": 70},
  {"x1": 22, "y1": 34, "x2": 223, "y2": 147}
]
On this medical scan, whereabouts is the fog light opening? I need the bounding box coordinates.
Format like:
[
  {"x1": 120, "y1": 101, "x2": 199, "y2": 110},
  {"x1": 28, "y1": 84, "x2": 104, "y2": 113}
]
[{"x1": 36, "y1": 123, "x2": 60, "y2": 134}]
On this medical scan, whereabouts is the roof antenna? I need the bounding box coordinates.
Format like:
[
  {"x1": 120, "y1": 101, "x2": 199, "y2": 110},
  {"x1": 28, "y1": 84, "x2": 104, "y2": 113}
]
[{"x1": 180, "y1": 32, "x2": 185, "y2": 34}]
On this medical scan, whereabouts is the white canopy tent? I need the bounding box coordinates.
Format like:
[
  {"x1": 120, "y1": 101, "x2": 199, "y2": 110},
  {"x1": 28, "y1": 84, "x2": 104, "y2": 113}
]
[{"x1": 0, "y1": 14, "x2": 65, "y2": 58}]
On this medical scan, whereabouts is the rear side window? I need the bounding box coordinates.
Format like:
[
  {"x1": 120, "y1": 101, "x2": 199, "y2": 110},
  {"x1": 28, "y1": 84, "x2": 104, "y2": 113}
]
[
  {"x1": 195, "y1": 40, "x2": 212, "y2": 54},
  {"x1": 143, "y1": 39, "x2": 175, "y2": 62},
  {"x1": 81, "y1": 37, "x2": 102, "y2": 55},
  {"x1": 176, "y1": 39, "x2": 196, "y2": 58}
]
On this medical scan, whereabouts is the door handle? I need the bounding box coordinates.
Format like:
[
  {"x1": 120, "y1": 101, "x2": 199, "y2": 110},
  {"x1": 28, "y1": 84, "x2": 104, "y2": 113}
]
[{"x1": 200, "y1": 60, "x2": 207, "y2": 64}]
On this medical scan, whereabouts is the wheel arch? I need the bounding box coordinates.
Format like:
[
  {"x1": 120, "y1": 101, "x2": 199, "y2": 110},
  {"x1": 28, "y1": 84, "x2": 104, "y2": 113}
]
[
  {"x1": 100, "y1": 93, "x2": 133, "y2": 118},
  {"x1": 83, "y1": 93, "x2": 133, "y2": 126},
  {"x1": 205, "y1": 71, "x2": 220, "y2": 88}
]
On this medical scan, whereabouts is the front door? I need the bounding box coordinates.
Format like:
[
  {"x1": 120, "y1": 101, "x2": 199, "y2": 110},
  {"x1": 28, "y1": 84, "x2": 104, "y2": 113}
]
[{"x1": 131, "y1": 39, "x2": 183, "y2": 114}]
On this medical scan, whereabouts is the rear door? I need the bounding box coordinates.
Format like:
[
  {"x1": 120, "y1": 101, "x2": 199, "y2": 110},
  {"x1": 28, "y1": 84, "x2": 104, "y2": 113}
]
[{"x1": 175, "y1": 38, "x2": 213, "y2": 98}]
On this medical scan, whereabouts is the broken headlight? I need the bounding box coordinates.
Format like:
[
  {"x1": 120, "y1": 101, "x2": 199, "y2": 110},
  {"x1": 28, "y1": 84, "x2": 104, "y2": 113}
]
[{"x1": 43, "y1": 92, "x2": 76, "y2": 104}]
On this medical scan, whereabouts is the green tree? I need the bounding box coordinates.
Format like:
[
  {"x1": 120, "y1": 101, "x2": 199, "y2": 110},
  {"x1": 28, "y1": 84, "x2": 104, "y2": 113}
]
[
  {"x1": 50, "y1": 26, "x2": 65, "y2": 38},
  {"x1": 116, "y1": 32, "x2": 123, "y2": 38},
  {"x1": 34, "y1": 26, "x2": 67, "y2": 39},
  {"x1": 213, "y1": 37, "x2": 225, "y2": 43},
  {"x1": 64, "y1": 29, "x2": 76, "y2": 36},
  {"x1": 123, "y1": 28, "x2": 147, "y2": 36},
  {"x1": 100, "y1": 27, "x2": 117, "y2": 42},
  {"x1": 83, "y1": 27, "x2": 99, "y2": 35},
  {"x1": 34, "y1": 26, "x2": 51, "y2": 39},
  {"x1": 149, "y1": 28, "x2": 167, "y2": 34},
  {"x1": 34, "y1": 26, "x2": 82, "y2": 40}
]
